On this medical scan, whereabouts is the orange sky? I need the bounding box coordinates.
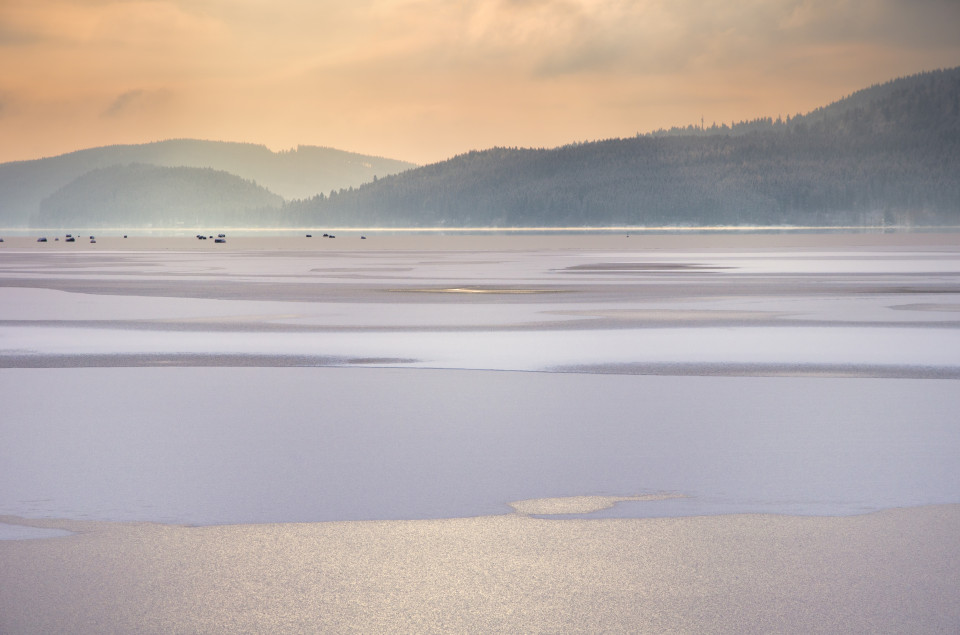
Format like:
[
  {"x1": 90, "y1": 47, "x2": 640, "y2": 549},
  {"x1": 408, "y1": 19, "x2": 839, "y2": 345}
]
[{"x1": 1, "y1": 0, "x2": 958, "y2": 165}]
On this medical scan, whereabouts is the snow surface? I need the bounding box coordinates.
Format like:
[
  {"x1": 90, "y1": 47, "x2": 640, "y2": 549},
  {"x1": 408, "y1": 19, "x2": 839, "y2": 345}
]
[
  {"x1": 2, "y1": 242, "x2": 959, "y2": 526},
  {"x1": 2, "y1": 368, "x2": 958, "y2": 524}
]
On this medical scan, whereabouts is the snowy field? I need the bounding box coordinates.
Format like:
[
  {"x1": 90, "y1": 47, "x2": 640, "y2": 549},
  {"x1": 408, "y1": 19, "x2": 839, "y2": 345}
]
[{"x1": 2, "y1": 233, "x2": 960, "y2": 528}]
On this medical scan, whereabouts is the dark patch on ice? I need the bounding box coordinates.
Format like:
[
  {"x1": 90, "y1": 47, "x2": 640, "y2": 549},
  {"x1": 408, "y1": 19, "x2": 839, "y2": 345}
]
[
  {"x1": 309, "y1": 267, "x2": 414, "y2": 273},
  {"x1": 0, "y1": 354, "x2": 419, "y2": 368},
  {"x1": 391, "y1": 286, "x2": 564, "y2": 294},
  {"x1": 549, "y1": 362, "x2": 960, "y2": 379},
  {"x1": 891, "y1": 303, "x2": 960, "y2": 312},
  {"x1": 559, "y1": 262, "x2": 731, "y2": 273},
  {"x1": 346, "y1": 357, "x2": 418, "y2": 365}
]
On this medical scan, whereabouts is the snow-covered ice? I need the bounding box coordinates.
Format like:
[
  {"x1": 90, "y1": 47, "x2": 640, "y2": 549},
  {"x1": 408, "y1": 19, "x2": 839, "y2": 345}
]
[{"x1": 2, "y1": 238, "x2": 959, "y2": 525}]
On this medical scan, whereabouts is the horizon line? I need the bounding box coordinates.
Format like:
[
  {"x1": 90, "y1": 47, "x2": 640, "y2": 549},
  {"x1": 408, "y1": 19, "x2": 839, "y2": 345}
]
[{"x1": 6, "y1": 225, "x2": 960, "y2": 234}]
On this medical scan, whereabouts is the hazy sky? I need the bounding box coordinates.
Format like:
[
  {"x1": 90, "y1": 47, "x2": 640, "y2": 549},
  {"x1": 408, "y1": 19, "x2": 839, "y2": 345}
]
[{"x1": 1, "y1": 0, "x2": 958, "y2": 165}]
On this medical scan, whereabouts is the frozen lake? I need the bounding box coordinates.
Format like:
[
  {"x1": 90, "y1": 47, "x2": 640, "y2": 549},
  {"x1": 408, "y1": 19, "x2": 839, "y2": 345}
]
[
  {"x1": 2, "y1": 234, "x2": 959, "y2": 526},
  {"x1": 2, "y1": 368, "x2": 959, "y2": 524}
]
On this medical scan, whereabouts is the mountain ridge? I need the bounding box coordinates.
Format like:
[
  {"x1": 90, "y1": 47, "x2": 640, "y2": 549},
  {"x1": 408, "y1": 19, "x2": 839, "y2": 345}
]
[
  {"x1": 286, "y1": 66, "x2": 960, "y2": 228},
  {"x1": 37, "y1": 163, "x2": 284, "y2": 228},
  {"x1": 1, "y1": 140, "x2": 417, "y2": 227},
  {"x1": 7, "y1": 67, "x2": 959, "y2": 230}
]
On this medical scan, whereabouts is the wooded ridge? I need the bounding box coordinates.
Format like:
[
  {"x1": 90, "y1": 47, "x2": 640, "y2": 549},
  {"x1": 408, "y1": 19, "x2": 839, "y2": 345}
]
[
  {"x1": 286, "y1": 67, "x2": 960, "y2": 228},
  {"x1": 1, "y1": 140, "x2": 416, "y2": 228},
  {"x1": 6, "y1": 67, "x2": 958, "y2": 229}
]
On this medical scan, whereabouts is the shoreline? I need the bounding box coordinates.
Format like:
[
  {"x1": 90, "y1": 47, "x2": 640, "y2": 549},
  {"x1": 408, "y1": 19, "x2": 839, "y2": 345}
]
[
  {"x1": 1, "y1": 498, "x2": 954, "y2": 534},
  {"x1": 2, "y1": 229, "x2": 960, "y2": 252}
]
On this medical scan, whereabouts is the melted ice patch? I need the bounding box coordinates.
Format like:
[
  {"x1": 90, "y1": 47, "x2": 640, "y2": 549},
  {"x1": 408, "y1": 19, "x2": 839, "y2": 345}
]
[{"x1": 509, "y1": 494, "x2": 683, "y2": 516}]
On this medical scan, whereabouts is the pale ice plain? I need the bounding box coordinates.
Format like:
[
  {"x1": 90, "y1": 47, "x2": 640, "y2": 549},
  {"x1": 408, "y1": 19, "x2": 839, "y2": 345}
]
[{"x1": 2, "y1": 233, "x2": 960, "y2": 529}]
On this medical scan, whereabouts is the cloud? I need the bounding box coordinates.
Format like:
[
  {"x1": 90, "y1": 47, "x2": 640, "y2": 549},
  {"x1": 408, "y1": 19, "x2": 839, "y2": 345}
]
[
  {"x1": 101, "y1": 88, "x2": 173, "y2": 118},
  {"x1": 323, "y1": 0, "x2": 772, "y2": 80},
  {"x1": 0, "y1": 24, "x2": 41, "y2": 46},
  {"x1": 780, "y1": 0, "x2": 960, "y2": 48},
  {"x1": 102, "y1": 90, "x2": 147, "y2": 117},
  {"x1": 357, "y1": 0, "x2": 960, "y2": 79}
]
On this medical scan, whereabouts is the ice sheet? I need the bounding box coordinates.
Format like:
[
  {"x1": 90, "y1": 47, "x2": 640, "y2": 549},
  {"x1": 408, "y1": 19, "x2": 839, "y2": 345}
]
[
  {"x1": 1, "y1": 368, "x2": 959, "y2": 524},
  {"x1": 0, "y1": 287, "x2": 574, "y2": 328},
  {"x1": 2, "y1": 240, "x2": 959, "y2": 526}
]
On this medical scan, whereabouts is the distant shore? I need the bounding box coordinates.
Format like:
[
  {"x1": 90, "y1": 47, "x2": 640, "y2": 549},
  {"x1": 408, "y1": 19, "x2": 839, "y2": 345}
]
[{"x1": 2, "y1": 228, "x2": 960, "y2": 251}]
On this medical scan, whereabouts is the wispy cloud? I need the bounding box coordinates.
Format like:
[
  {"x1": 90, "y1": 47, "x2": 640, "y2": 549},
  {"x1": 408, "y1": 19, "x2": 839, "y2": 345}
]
[
  {"x1": 0, "y1": 23, "x2": 42, "y2": 46},
  {"x1": 102, "y1": 90, "x2": 146, "y2": 118},
  {"x1": 101, "y1": 89, "x2": 173, "y2": 118}
]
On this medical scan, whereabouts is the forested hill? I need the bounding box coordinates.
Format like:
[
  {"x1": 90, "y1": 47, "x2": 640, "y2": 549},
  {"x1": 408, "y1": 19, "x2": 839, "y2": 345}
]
[
  {"x1": 36, "y1": 164, "x2": 284, "y2": 228},
  {"x1": 287, "y1": 67, "x2": 960, "y2": 228},
  {"x1": 0, "y1": 140, "x2": 416, "y2": 227}
]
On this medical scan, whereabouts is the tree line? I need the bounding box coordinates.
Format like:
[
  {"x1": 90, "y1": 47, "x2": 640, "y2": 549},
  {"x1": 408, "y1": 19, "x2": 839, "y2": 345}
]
[{"x1": 285, "y1": 67, "x2": 960, "y2": 228}]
